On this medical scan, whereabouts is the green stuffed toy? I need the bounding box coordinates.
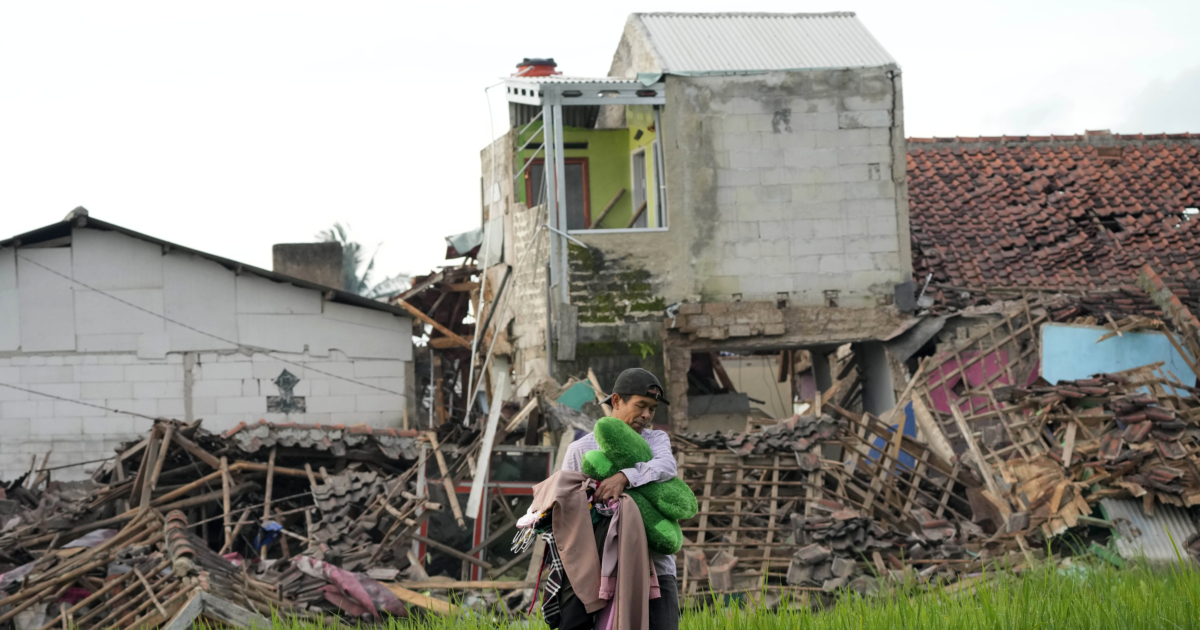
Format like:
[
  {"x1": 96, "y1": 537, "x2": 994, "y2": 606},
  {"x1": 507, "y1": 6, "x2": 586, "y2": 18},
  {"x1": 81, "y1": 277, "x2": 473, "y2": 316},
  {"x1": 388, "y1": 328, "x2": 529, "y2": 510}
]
[{"x1": 581, "y1": 417, "x2": 698, "y2": 555}]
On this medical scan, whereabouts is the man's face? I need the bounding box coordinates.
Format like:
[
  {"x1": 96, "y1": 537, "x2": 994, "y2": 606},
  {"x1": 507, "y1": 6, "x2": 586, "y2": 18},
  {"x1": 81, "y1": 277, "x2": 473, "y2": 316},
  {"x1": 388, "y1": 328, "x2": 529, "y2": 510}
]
[{"x1": 611, "y1": 393, "x2": 658, "y2": 433}]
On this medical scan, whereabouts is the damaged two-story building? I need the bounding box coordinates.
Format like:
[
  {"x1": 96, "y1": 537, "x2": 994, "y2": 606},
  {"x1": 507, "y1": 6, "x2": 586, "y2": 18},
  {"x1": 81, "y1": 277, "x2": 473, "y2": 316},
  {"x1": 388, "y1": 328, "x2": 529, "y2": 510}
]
[{"x1": 480, "y1": 12, "x2": 914, "y2": 429}]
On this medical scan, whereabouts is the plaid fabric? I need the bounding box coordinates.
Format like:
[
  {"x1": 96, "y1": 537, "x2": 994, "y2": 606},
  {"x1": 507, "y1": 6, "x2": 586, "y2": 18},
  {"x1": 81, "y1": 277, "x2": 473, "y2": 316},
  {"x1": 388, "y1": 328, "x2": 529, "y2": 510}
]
[{"x1": 541, "y1": 531, "x2": 564, "y2": 628}]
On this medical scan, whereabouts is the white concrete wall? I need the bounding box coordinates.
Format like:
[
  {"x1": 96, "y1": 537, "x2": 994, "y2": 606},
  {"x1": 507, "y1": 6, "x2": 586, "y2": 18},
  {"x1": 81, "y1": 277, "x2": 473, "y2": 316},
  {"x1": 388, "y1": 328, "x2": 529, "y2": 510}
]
[{"x1": 0, "y1": 227, "x2": 413, "y2": 481}]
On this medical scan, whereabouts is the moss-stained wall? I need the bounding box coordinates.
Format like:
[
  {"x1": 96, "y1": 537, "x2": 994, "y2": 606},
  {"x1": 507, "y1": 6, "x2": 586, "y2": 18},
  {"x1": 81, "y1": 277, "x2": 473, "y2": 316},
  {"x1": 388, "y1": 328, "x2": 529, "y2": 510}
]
[{"x1": 567, "y1": 243, "x2": 665, "y2": 324}]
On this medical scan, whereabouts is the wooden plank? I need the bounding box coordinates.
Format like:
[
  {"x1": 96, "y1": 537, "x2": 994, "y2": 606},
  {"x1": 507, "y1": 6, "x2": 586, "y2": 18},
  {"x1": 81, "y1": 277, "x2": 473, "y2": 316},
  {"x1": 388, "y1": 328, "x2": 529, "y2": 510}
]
[
  {"x1": 412, "y1": 534, "x2": 494, "y2": 570},
  {"x1": 949, "y1": 404, "x2": 1002, "y2": 498},
  {"x1": 262, "y1": 446, "x2": 277, "y2": 527},
  {"x1": 911, "y1": 394, "x2": 955, "y2": 464},
  {"x1": 219, "y1": 507, "x2": 252, "y2": 555},
  {"x1": 587, "y1": 367, "x2": 613, "y2": 416},
  {"x1": 395, "y1": 270, "x2": 445, "y2": 302},
  {"x1": 688, "y1": 452, "x2": 717, "y2": 596},
  {"x1": 396, "y1": 298, "x2": 471, "y2": 348},
  {"x1": 162, "y1": 591, "x2": 204, "y2": 630},
  {"x1": 142, "y1": 424, "x2": 175, "y2": 509},
  {"x1": 1062, "y1": 422, "x2": 1078, "y2": 468},
  {"x1": 761, "y1": 456, "x2": 781, "y2": 577},
  {"x1": 466, "y1": 356, "x2": 512, "y2": 518},
  {"x1": 589, "y1": 187, "x2": 626, "y2": 229},
  {"x1": 710, "y1": 353, "x2": 737, "y2": 393},
  {"x1": 221, "y1": 457, "x2": 233, "y2": 548},
  {"x1": 134, "y1": 568, "x2": 170, "y2": 618},
  {"x1": 427, "y1": 433, "x2": 465, "y2": 528},
  {"x1": 502, "y1": 398, "x2": 540, "y2": 434},
  {"x1": 199, "y1": 593, "x2": 272, "y2": 629},
  {"x1": 626, "y1": 200, "x2": 648, "y2": 228},
  {"x1": 429, "y1": 336, "x2": 472, "y2": 349},
  {"x1": 171, "y1": 431, "x2": 222, "y2": 470},
  {"x1": 397, "y1": 580, "x2": 533, "y2": 590},
  {"x1": 730, "y1": 465, "x2": 744, "y2": 545},
  {"x1": 382, "y1": 583, "x2": 462, "y2": 616}
]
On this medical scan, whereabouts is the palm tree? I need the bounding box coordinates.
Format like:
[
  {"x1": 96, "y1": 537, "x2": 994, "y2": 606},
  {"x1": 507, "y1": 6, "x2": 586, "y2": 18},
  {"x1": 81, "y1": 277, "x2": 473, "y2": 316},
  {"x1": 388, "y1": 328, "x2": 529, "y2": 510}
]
[{"x1": 316, "y1": 223, "x2": 411, "y2": 299}]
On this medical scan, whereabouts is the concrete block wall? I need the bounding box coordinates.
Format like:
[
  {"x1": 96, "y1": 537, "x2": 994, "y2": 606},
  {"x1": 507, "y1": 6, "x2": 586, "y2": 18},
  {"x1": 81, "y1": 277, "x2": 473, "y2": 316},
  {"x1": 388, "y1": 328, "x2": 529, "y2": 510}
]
[
  {"x1": 0, "y1": 349, "x2": 407, "y2": 481},
  {"x1": 667, "y1": 68, "x2": 912, "y2": 307}
]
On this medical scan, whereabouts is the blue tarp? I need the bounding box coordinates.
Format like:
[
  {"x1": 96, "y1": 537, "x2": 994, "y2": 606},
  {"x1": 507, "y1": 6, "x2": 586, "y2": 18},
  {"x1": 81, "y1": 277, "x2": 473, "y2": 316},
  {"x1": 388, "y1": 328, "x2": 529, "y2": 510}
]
[{"x1": 868, "y1": 402, "x2": 917, "y2": 471}]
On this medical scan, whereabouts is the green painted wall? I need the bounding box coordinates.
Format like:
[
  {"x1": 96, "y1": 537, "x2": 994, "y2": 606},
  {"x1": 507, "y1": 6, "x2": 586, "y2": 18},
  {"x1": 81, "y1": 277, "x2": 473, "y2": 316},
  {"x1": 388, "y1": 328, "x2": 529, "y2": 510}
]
[{"x1": 516, "y1": 118, "x2": 661, "y2": 230}]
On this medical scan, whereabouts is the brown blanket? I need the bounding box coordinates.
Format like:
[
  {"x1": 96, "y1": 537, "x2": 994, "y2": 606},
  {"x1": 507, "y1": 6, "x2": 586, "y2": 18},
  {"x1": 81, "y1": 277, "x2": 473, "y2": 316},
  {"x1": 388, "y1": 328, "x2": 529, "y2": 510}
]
[{"x1": 531, "y1": 470, "x2": 653, "y2": 630}]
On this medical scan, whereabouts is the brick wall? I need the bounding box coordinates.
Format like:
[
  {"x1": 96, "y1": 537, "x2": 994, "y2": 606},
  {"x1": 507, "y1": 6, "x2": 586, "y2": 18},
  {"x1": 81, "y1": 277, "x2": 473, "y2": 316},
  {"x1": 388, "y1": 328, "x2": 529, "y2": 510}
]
[
  {"x1": 507, "y1": 203, "x2": 551, "y2": 394},
  {"x1": 0, "y1": 349, "x2": 407, "y2": 481}
]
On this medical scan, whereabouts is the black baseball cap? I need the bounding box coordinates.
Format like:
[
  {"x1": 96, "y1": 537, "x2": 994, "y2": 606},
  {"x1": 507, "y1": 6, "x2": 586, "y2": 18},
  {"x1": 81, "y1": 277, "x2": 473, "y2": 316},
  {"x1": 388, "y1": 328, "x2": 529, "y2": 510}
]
[{"x1": 600, "y1": 368, "x2": 670, "y2": 406}]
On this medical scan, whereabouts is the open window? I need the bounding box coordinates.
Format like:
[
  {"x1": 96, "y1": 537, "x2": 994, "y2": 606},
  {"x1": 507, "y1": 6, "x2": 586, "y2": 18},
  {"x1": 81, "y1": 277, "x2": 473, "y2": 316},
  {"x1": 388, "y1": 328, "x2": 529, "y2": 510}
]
[
  {"x1": 630, "y1": 148, "x2": 649, "y2": 228},
  {"x1": 525, "y1": 158, "x2": 591, "y2": 230}
]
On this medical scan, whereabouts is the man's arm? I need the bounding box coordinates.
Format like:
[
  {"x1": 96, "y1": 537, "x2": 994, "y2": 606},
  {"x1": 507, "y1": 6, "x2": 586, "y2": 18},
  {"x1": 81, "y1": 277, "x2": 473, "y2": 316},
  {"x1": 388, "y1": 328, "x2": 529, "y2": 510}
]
[
  {"x1": 620, "y1": 431, "x2": 677, "y2": 488},
  {"x1": 561, "y1": 439, "x2": 583, "y2": 473}
]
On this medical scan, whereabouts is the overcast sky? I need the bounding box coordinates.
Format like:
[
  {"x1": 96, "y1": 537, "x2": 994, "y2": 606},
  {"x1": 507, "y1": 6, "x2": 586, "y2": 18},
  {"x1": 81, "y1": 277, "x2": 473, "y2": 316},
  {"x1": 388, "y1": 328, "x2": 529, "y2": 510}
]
[{"x1": 2, "y1": 1, "x2": 1198, "y2": 283}]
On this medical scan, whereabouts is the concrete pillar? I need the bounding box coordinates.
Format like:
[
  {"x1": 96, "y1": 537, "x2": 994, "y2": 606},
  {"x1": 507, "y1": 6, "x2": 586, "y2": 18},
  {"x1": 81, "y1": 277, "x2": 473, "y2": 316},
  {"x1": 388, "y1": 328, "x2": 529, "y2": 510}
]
[{"x1": 856, "y1": 341, "x2": 897, "y2": 417}]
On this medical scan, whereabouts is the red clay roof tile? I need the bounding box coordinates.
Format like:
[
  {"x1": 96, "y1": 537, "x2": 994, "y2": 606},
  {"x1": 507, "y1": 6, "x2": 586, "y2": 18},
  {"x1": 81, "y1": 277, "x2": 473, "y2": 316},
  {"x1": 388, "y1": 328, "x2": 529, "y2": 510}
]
[{"x1": 908, "y1": 136, "x2": 1200, "y2": 297}]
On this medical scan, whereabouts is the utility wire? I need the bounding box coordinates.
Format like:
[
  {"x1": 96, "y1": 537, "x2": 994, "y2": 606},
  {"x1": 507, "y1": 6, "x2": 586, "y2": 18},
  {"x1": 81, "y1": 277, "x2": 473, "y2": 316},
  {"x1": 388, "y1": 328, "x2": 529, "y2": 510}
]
[
  {"x1": 0, "y1": 381, "x2": 160, "y2": 420},
  {"x1": 17, "y1": 255, "x2": 407, "y2": 400}
]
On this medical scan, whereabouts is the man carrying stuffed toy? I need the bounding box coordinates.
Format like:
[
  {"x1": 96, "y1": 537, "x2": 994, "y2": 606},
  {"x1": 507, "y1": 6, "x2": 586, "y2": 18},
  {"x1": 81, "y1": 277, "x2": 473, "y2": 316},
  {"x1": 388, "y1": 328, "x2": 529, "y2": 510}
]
[{"x1": 562, "y1": 368, "x2": 679, "y2": 630}]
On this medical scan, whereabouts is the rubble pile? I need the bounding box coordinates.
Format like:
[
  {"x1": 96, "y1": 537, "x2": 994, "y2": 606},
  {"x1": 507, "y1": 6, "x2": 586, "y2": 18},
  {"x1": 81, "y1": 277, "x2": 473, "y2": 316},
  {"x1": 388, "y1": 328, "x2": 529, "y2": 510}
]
[
  {"x1": 683, "y1": 414, "x2": 842, "y2": 458},
  {"x1": 994, "y1": 367, "x2": 1200, "y2": 538},
  {"x1": 0, "y1": 419, "x2": 456, "y2": 628}
]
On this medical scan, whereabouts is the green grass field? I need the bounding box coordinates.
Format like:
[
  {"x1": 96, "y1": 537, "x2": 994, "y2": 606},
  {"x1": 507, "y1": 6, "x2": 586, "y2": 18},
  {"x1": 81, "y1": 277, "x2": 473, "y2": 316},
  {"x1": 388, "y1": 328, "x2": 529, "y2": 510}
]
[{"x1": 268, "y1": 560, "x2": 1200, "y2": 630}]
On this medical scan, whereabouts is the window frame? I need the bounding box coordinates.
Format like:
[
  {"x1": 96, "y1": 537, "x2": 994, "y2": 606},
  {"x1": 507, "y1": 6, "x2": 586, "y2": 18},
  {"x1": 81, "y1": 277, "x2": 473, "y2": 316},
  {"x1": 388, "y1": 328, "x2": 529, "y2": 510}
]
[
  {"x1": 523, "y1": 157, "x2": 592, "y2": 229},
  {"x1": 630, "y1": 145, "x2": 649, "y2": 229}
]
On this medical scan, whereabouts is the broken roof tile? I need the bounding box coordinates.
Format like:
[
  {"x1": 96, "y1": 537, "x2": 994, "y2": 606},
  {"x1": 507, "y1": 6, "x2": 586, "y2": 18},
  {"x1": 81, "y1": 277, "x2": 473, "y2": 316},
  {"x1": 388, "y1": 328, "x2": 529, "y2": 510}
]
[{"x1": 908, "y1": 136, "x2": 1200, "y2": 291}]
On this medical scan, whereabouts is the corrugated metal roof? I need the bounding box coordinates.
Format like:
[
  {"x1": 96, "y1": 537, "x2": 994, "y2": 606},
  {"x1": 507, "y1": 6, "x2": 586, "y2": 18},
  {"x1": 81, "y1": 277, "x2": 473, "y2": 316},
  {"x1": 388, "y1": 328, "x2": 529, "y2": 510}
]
[
  {"x1": 507, "y1": 75, "x2": 641, "y2": 85},
  {"x1": 1101, "y1": 498, "x2": 1199, "y2": 566},
  {"x1": 633, "y1": 12, "x2": 896, "y2": 72}
]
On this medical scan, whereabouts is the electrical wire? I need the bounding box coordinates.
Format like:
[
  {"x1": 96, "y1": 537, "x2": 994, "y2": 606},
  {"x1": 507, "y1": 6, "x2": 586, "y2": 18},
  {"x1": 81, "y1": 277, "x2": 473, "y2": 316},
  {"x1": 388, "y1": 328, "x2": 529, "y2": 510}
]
[
  {"x1": 17, "y1": 254, "x2": 407, "y2": 400},
  {"x1": 0, "y1": 381, "x2": 159, "y2": 420}
]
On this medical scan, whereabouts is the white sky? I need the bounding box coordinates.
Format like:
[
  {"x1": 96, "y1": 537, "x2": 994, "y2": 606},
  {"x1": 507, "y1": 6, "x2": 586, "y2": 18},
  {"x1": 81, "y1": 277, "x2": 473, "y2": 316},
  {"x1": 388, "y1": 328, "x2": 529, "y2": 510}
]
[{"x1": 2, "y1": 1, "x2": 1198, "y2": 282}]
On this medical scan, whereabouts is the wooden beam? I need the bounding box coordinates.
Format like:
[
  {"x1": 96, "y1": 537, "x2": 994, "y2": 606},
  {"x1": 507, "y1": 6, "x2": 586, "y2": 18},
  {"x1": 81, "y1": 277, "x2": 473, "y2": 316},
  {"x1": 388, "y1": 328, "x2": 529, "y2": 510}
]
[
  {"x1": 397, "y1": 580, "x2": 533, "y2": 590},
  {"x1": 396, "y1": 271, "x2": 445, "y2": 302},
  {"x1": 381, "y1": 583, "x2": 461, "y2": 616},
  {"x1": 429, "y1": 336, "x2": 472, "y2": 349},
  {"x1": 710, "y1": 353, "x2": 737, "y2": 393},
  {"x1": 589, "y1": 188, "x2": 627, "y2": 229},
  {"x1": 396, "y1": 299, "x2": 472, "y2": 348},
  {"x1": 412, "y1": 534, "x2": 494, "y2": 570},
  {"x1": 427, "y1": 432, "x2": 466, "y2": 528},
  {"x1": 449, "y1": 282, "x2": 480, "y2": 292},
  {"x1": 171, "y1": 431, "x2": 222, "y2": 470},
  {"x1": 626, "y1": 200, "x2": 649, "y2": 228},
  {"x1": 587, "y1": 368, "x2": 613, "y2": 416}
]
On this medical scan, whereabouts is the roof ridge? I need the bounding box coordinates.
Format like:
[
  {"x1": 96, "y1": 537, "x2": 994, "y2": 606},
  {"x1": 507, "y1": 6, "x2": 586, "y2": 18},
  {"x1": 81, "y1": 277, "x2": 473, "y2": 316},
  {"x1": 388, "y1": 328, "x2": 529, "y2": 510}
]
[
  {"x1": 633, "y1": 12, "x2": 857, "y2": 18},
  {"x1": 908, "y1": 133, "x2": 1198, "y2": 145}
]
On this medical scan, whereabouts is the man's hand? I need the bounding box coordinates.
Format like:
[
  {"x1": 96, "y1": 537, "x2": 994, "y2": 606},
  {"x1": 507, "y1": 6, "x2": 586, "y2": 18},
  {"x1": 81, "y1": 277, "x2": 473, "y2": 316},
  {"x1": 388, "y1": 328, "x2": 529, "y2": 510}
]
[{"x1": 594, "y1": 472, "x2": 629, "y2": 503}]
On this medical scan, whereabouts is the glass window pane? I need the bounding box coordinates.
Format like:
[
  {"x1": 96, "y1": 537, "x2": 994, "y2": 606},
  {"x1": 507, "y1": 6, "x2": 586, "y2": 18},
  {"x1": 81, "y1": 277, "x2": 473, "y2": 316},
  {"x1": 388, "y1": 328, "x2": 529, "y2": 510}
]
[{"x1": 565, "y1": 163, "x2": 587, "y2": 230}]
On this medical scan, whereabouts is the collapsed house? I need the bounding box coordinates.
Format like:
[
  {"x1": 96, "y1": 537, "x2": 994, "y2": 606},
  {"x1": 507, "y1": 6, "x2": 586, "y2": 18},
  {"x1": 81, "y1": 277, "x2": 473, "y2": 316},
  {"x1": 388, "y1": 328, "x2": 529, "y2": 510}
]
[{"x1": 479, "y1": 12, "x2": 914, "y2": 434}]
